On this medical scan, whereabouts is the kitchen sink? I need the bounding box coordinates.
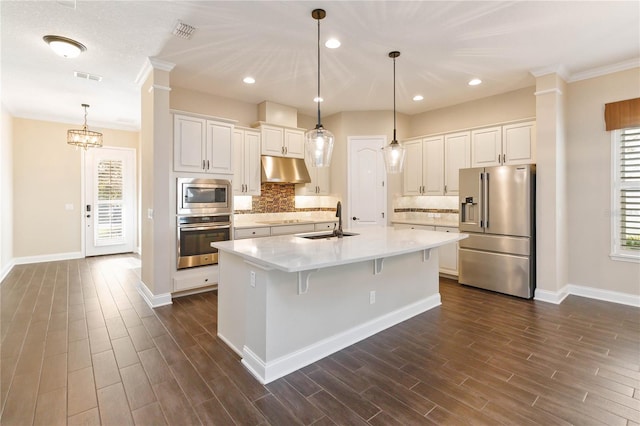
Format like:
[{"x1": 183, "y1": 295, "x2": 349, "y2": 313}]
[{"x1": 298, "y1": 232, "x2": 358, "y2": 240}]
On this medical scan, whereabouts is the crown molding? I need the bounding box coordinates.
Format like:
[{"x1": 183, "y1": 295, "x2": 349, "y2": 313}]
[
  {"x1": 567, "y1": 57, "x2": 640, "y2": 83},
  {"x1": 134, "y1": 57, "x2": 176, "y2": 88},
  {"x1": 530, "y1": 65, "x2": 569, "y2": 81}
]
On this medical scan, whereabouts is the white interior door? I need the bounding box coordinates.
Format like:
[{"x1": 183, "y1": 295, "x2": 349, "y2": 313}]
[
  {"x1": 84, "y1": 147, "x2": 135, "y2": 256},
  {"x1": 347, "y1": 136, "x2": 387, "y2": 229}
]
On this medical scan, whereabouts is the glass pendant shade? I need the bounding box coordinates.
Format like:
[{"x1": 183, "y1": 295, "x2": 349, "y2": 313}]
[
  {"x1": 305, "y1": 125, "x2": 334, "y2": 167},
  {"x1": 382, "y1": 140, "x2": 406, "y2": 174},
  {"x1": 67, "y1": 104, "x2": 103, "y2": 150}
]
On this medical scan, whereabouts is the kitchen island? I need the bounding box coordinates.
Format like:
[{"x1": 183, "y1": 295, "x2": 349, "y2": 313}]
[{"x1": 213, "y1": 226, "x2": 467, "y2": 384}]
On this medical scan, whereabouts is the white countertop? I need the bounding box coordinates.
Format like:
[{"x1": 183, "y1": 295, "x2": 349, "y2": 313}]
[
  {"x1": 213, "y1": 226, "x2": 467, "y2": 273},
  {"x1": 392, "y1": 218, "x2": 459, "y2": 228}
]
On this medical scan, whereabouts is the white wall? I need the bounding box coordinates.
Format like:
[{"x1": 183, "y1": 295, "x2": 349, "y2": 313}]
[
  {"x1": 1, "y1": 104, "x2": 14, "y2": 280},
  {"x1": 566, "y1": 68, "x2": 640, "y2": 296}
]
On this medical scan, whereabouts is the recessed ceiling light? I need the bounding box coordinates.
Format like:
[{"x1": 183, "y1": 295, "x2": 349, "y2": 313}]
[
  {"x1": 314, "y1": 97, "x2": 323, "y2": 103},
  {"x1": 325, "y1": 38, "x2": 340, "y2": 49},
  {"x1": 468, "y1": 78, "x2": 482, "y2": 86},
  {"x1": 243, "y1": 76, "x2": 256, "y2": 84},
  {"x1": 43, "y1": 35, "x2": 86, "y2": 58},
  {"x1": 413, "y1": 95, "x2": 424, "y2": 101}
]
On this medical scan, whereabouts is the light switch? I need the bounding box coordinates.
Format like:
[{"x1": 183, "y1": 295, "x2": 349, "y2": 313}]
[{"x1": 147, "y1": 208, "x2": 154, "y2": 219}]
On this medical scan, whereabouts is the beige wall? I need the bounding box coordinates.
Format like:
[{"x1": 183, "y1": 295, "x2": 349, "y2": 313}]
[
  {"x1": 409, "y1": 86, "x2": 536, "y2": 137},
  {"x1": 566, "y1": 67, "x2": 640, "y2": 296},
  {"x1": 1, "y1": 104, "x2": 14, "y2": 278},
  {"x1": 170, "y1": 87, "x2": 259, "y2": 128},
  {"x1": 324, "y1": 110, "x2": 410, "y2": 220},
  {"x1": 12, "y1": 117, "x2": 139, "y2": 259}
]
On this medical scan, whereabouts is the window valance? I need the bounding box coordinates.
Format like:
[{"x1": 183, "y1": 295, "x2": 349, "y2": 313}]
[{"x1": 605, "y1": 97, "x2": 640, "y2": 131}]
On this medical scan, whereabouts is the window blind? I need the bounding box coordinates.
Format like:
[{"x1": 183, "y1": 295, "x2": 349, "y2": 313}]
[
  {"x1": 96, "y1": 159, "x2": 124, "y2": 244},
  {"x1": 619, "y1": 128, "x2": 640, "y2": 251}
]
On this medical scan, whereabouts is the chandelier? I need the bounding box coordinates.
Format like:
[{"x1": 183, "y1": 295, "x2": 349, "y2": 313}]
[{"x1": 67, "y1": 104, "x2": 103, "y2": 150}]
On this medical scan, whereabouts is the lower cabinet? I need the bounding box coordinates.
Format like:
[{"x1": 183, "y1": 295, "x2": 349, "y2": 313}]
[
  {"x1": 394, "y1": 223, "x2": 459, "y2": 277},
  {"x1": 173, "y1": 265, "x2": 219, "y2": 292}
]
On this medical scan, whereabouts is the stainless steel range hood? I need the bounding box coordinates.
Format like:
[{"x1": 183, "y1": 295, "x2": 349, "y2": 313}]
[{"x1": 261, "y1": 155, "x2": 311, "y2": 184}]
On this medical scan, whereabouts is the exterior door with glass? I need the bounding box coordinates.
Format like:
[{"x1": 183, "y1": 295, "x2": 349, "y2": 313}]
[{"x1": 84, "y1": 147, "x2": 135, "y2": 256}]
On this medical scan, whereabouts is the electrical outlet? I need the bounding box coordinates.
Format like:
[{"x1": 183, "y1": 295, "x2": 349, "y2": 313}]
[
  {"x1": 250, "y1": 271, "x2": 256, "y2": 287},
  {"x1": 369, "y1": 290, "x2": 376, "y2": 304}
]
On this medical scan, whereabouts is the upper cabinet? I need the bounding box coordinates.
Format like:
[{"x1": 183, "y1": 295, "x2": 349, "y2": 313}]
[
  {"x1": 258, "y1": 123, "x2": 305, "y2": 158},
  {"x1": 444, "y1": 131, "x2": 470, "y2": 196},
  {"x1": 402, "y1": 132, "x2": 468, "y2": 196},
  {"x1": 174, "y1": 113, "x2": 234, "y2": 174},
  {"x1": 296, "y1": 151, "x2": 331, "y2": 195},
  {"x1": 471, "y1": 121, "x2": 536, "y2": 167},
  {"x1": 233, "y1": 128, "x2": 261, "y2": 196},
  {"x1": 402, "y1": 136, "x2": 444, "y2": 196}
]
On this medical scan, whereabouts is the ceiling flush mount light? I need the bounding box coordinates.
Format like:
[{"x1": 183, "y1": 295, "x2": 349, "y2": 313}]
[
  {"x1": 43, "y1": 35, "x2": 86, "y2": 58},
  {"x1": 304, "y1": 8, "x2": 334, "y2": 168},
  {"x1": 67, "y1": 104, "x2": 103, "y2": 150},
  {"x1": 382, "y1": 51, "x2": 406, "y2": 174},
  {"x1": 468, "y1": 78, "x2": 482, "y2": 86},
  {"x1": 243, "y1": 76, "x2": 256, "y2": 84}
]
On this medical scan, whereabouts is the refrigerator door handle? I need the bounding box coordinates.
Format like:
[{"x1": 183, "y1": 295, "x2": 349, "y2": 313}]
[{"x1": 484, "y1": 172, "x2": 490, "y2": 228}]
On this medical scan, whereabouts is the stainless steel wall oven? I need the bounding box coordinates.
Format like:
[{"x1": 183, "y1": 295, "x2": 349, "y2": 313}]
[
  {"x1": 176, "y1": 177, "x2": 232, "y2": 269},
  {"x1": 177, "y1": 214, "x2": 230, "y2": 269}
]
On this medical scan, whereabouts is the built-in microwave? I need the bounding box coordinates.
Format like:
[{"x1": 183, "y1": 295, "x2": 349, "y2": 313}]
[{"x1": 177, "y1": 178, "x2": 231, "y2": 215}]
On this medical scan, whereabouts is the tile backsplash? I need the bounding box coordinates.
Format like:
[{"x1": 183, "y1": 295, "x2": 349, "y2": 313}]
[{"x1": 234, "y1": 183, "x2": 336, "y2": 214}]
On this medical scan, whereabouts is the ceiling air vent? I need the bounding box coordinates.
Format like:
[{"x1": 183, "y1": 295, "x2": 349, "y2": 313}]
[
  {"x1": 74, "y1": 71, "x2": 102, "y2": 82},
  {"x1": 172, "y1": 20, "x2": 196, "y2": 39}
]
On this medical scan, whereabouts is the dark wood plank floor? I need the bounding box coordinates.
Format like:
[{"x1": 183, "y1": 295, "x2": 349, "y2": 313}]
[{"x1": 1, "y1": 254, "x2": 639, "y2": 425}]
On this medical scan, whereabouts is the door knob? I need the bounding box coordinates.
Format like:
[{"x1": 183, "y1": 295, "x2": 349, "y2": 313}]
[{"x1": 352, "y1": 217, "x2": 359, "y2": 220}]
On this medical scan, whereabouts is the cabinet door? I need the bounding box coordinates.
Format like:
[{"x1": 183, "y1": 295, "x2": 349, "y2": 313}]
[
  {"x1": 435, "y1": 226, "x2": 459, "y2": 276},
  {"x1": 284, "y1": 129, "x2": 305, "y2": 158},
  {"x1": 471, "y1": 127, "x2": 502, "y2": 167},
  {"x1": 402, "y1": 140, "x2": 424, "y2": 195},
  {"x1": 261, "y1": 125, "x2": 284, "y2": 156},
  {"x1": 503, "y1": 121, "x2": 536, "y2": 165},
  {"x1": 444, "y1": 131, "x2": 470, "y2": 195},
  {"x1": 206, "y1": 121, "x2": 233, "y2": 174},
  {"x1": 315, "y1": 166, "x2": 331, "y2": 194},
  {"x1": 423, "y1": 136, "x2": 445, "y2": 195},
  {"x1": 174, "y1": 115, "x2": 206, "y2": 172},
  {"x1": 244, "y1": 130, "x2": 262, "y2": 195},
  {"x1": 232, "y1": 130, "x2": 245, "y2": 194}
]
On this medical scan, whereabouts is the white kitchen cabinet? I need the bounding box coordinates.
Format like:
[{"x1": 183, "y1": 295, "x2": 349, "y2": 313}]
[
  {"x1": 502, "y1": 121, "x2": 536, "y2": 165},
  {"x1": 471, "y1": 122, "x2": 536, "y2": 167},
  {"x1": 235, "y1": 227, "x2": 271, "y2": 239},
  {"x1": 233, "y1": 128, "x2": 261, "y2": 195},
  {"x1": 296, "y1": 151, "x2": 331, "y2": 195},
  {"x1": 173, "y1": 266, "x2": 218, "y2": 292},
  {"x1": 394, "y1": 223, "x2": 459, "y2": 276},
  {"x1": 444, "y1": 131, "x2": 470, "y2": 196},
  {"x1": 435, "y1": 226, "x2": 459, "y2": 277},
  {"x1": 258, "y1": 123, "x2": 305, "y2": 158},
  {"x1": 174, "y1": 113, "x2": 234, "y2": 174},
  {"x1": 402, "y1": 136, "x2": 444, "y2": 196},
  {"x1": 314, "y1": 222, "x2": 338, "y2": 231},
  {"x1": 269, "y1": 223, "x2": 315, "y2": 235}
]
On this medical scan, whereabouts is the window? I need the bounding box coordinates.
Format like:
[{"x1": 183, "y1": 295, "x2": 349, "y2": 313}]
[
  {"x1": 612, "y1": 127, "x2": 640, "y2": 261},
  {"x1": 95, "y1": 159, "x2": 125, "y2": 245}
]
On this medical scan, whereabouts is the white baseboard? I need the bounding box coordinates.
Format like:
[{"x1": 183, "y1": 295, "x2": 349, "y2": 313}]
[
  {"x1": 218, "y1": 333, "x2": 243, "y2": 357},
  {"x1": 241, "y1": 293, "x2": 442, "y2": 384},
  {"x1": 535, "y1": 284, "x2": 640, "y2": 307},
  {"x1": 136, "y1": 280, "x2": 172, "y2": 308},
  {"x1": 13, "y1": 251, "x2": 83, "y2": 265},
  {"x1": 0, "y1": 259, "x2": 16, "y2": 284}
]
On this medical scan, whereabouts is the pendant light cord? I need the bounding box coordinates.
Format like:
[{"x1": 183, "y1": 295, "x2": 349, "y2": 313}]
[
  {"x1": 392, "y1": 55, "x2": 397, "y2": 143},
  {"x1": 316, "y1": 16, "x2": 322, "y2": 129}
]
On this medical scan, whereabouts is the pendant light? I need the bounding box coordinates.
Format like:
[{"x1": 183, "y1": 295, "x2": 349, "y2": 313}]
[
  {"x1": 304, "y1": 8, "x2": 334, "y2": 168},
  {"x1": 382, "y1": 51, "x2": 406, "y2": 174},
  {"x1": 67, "y1": 104, "x2": 103, "y2": 150}
]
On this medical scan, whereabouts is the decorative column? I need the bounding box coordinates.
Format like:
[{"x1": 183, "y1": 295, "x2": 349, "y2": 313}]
[{"x1": 533, "y1": 72, "x2": 569, "y2": 302}]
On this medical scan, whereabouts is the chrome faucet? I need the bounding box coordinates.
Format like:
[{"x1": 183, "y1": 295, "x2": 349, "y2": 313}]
[{"x1": 333, "y1": 201, "x2": 344, "y2": 238}]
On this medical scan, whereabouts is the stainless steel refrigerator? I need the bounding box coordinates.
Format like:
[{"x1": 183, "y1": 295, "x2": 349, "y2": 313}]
[{"x1": 458, "y1": 164, "x2": 536, "y2": 298}]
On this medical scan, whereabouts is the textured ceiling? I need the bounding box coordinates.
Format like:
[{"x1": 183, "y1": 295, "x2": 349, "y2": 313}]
[{"x1": 2, "y1": 1, "x2": 639, "y2": 131}]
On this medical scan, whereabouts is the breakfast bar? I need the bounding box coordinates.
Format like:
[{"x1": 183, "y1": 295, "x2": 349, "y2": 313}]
[{"x1": 213, "y1": 226, "x2": 467, "y2": 384}]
